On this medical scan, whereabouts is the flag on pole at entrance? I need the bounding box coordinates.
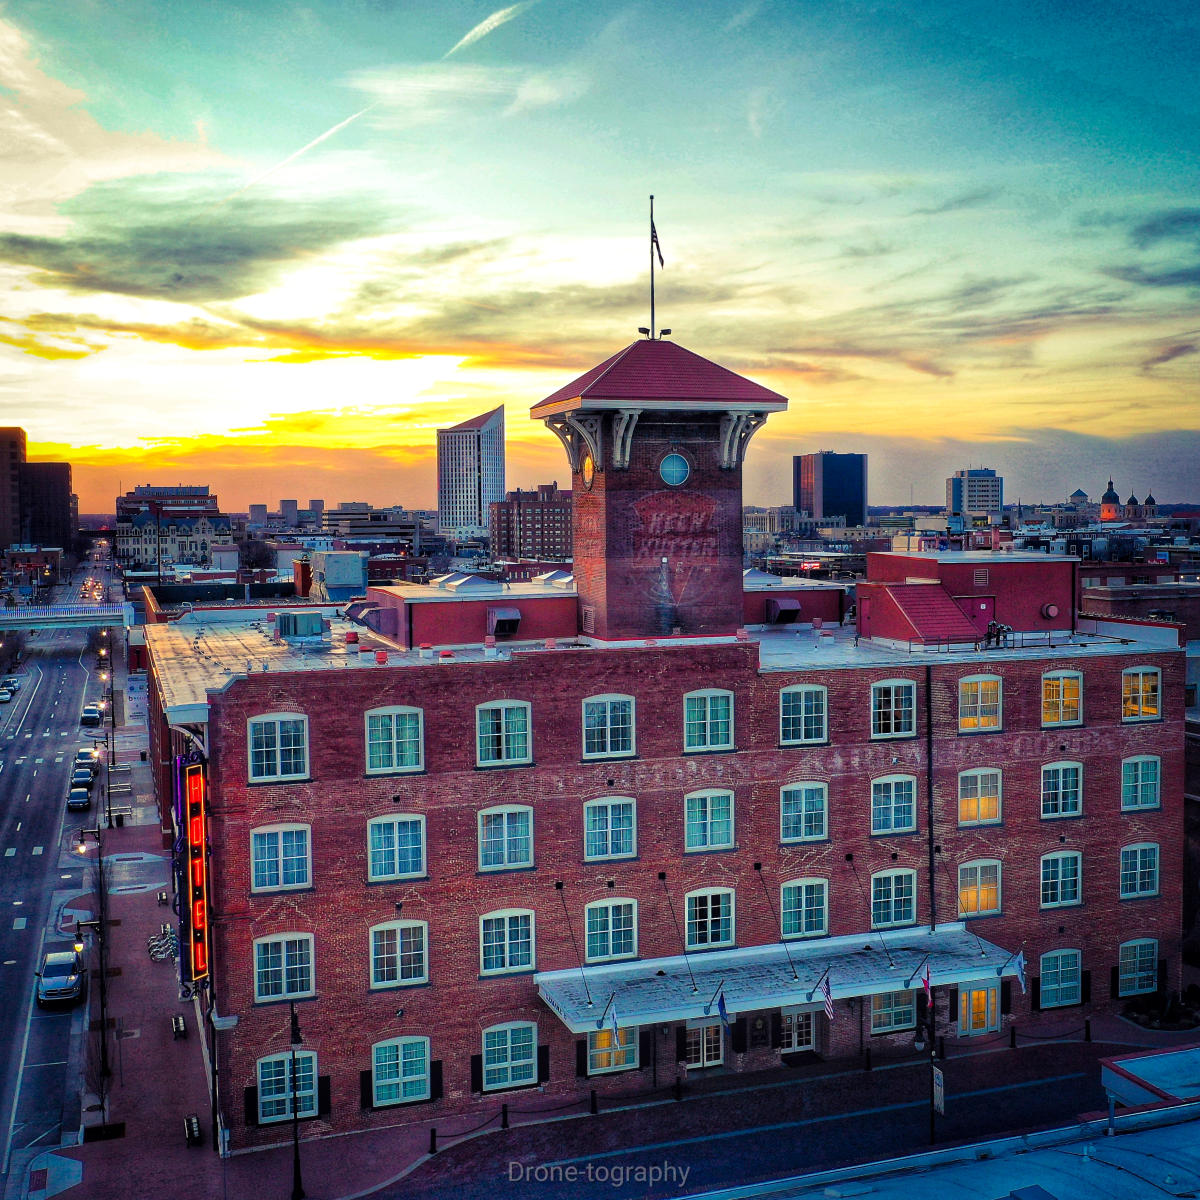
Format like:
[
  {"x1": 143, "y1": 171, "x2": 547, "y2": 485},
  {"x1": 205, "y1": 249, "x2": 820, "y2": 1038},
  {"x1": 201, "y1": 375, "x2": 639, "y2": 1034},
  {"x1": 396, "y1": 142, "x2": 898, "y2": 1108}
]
[
  {"x1": 651, "y1": 220, "x2": 664, "y2": 268},
  {"x1": 820, "y1": 973, "x2": 835, "y2": 1021},
  {"x1": 717, "y1": 990, "x2": 731, "y2": 1033},
  {"x1": 1014, "y1": 949, "x2": 1027, "y2": 994},
  {"x1": 921, "y1": 960, "x2": 932, "y2": 1006}
]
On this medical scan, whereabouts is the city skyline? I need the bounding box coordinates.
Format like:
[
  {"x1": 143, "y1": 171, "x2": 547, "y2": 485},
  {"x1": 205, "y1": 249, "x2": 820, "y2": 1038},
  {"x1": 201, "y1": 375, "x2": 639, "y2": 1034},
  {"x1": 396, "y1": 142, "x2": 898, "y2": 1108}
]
[{"x1": 2, "y1": 1, "x2": 1198, "y2": 512}]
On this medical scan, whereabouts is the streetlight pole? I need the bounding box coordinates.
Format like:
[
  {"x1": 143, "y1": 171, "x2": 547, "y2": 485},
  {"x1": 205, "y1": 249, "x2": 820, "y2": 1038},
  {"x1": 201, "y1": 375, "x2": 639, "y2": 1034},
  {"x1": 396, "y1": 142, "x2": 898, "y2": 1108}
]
[
  {"x1": 289, "y1": 1000, "x2": 305, "y2": 1200},
  {"x1": 75, "y1": 825, "x2": 110, "y2": 1103}
]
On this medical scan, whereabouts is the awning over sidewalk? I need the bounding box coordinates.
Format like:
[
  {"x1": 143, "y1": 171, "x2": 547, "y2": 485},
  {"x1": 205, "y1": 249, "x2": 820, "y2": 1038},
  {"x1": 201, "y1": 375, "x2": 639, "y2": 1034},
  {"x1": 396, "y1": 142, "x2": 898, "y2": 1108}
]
[{"x1": 535, "y1": 922, "x2": 1020, "y2": 1033}]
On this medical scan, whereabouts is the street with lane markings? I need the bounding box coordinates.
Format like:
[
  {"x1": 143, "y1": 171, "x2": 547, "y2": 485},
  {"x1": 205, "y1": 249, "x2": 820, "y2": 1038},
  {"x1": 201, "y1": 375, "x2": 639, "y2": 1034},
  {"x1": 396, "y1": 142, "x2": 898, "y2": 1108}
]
[{"x1": 0, "y1": 553, "x2": 117, "y2": 1185}]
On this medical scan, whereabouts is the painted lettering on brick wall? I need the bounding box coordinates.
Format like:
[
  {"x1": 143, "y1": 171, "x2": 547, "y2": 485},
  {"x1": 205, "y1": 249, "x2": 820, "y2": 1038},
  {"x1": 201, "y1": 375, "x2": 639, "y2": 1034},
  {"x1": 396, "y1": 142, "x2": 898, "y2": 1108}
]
[{"x1": 632, "y1": 493, "x2": 719, "y2": 561}]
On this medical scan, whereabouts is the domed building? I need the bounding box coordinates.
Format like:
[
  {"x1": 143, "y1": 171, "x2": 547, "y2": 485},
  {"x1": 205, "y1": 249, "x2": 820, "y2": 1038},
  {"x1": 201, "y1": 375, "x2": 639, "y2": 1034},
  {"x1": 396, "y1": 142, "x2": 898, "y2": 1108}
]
[
  {"x1": 1099, "y1": 479, "x2": 1121, "y2": 522},
  {"x1": 1144, "y1": 491, "x2": 1159, "y2": 519}
]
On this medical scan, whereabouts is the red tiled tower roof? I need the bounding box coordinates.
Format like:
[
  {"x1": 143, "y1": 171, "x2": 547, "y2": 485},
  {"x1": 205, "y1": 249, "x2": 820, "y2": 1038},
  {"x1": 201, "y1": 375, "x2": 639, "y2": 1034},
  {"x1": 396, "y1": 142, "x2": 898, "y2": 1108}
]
[{"x1": 531, "y1": 339, "x2": 786, "y2": 416}]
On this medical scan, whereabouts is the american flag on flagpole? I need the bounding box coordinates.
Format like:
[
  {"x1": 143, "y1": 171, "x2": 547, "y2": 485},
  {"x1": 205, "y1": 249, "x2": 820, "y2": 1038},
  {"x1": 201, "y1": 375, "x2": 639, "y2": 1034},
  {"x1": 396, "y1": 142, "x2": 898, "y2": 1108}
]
[
  {"x1": 651, "y1": 220, "x2": 664, "y2": 268},
  {"x1": 820, "y1": 973, "x2": 834, "y2": 1021},
  {"x1": 921, "y1": 960, "x2": 932, "y2": 1006}
]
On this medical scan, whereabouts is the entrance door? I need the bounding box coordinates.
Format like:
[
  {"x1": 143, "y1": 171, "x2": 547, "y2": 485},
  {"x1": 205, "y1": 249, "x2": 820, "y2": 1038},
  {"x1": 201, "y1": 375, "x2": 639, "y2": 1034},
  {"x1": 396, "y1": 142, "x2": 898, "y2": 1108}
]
[
  {"x1": 959, "y1": 985, "x2": 999, "y2": 1035},
  {"x1": 780, "y1": 1008, "x2": 815, "y2": 1052},
  {"x1": 684, "y1": 1023, "x2": 724, "y2": 1068}
]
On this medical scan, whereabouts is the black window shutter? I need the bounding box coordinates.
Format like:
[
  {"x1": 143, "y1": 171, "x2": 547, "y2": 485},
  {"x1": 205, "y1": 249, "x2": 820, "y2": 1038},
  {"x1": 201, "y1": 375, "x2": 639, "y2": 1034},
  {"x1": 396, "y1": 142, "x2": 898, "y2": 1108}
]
[
  {"x1": 1110, "y1": 966, "x2": 1120, "y2": 998},
  {"x1": 470, "y1": 1053, "x2": 483, "y2": 1094},
  {"x1": 537, "y1": 1044, "x2": 550, "y2": 1084},
  {"x1": 1081, "y1": 971, "x2": 1091, "y2": 1004},
  {"x1": 244, "y1": 1086, "x2": 259, "y2": 1126},
  {"x1": 430, "y1": 1061, "x2": 443, "y2": 1101},
  {"x1": 575, "y1": 1039, "x2": 588, "y2": 1077},
  {"x1": 317, "y1": 1075, "x2": 331, "y2": 1116},
  {"x1": 731, "y1": 1018, "x2": 748, "y2": 1054},
  {"x1": 638, "y1": 1029, "x2": 653, "y2": 1067},
  {"x1": 1158, "y1": 958, "x2": 1168, "y2": 994},
  {"x1": 1000, "y1": 981, "x2": 1012, "y2": 1015},
  {"x1": 947, "y1": 988, "x2": 958, "y2": 1022},
  {"x1": 1031, "y1": 976, "x2": 1041, "y2": 1011},
  {"x1": 770, "y1": 1012, "x2": 782, "y2": 1049},
  {"x1": 360, "y1": 1070, "x2": 374, "y2": 1109},
  {"x1": 675, "y1": 1026, "x2": 687, "y2": 1061}
]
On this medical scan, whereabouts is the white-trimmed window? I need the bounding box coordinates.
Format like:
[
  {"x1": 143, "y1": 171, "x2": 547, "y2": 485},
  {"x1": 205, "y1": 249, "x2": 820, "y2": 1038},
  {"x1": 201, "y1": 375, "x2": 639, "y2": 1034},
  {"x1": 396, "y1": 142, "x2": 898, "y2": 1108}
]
[
  {"x1": 1118, "y1": 939, "x2": 1158, "y2": 996},
  {"x1": 478, "y1": 806, "x2": 533, "y2": 871},
  {"x1": 370, "y1": 920, "x2": 428, "y2": 988},
  {"x1": 1122, "y1": 668, "x2": 1161, "y2": 722},
  {"x1": 780, "y1": 685, "x2": 827, "y2": 744},
  {"x1": 251, "y1": 824, "x2": 311, "y2": 892},
  {"x1": 871, "y1": 991, "x2": 916, "y2": 1033},
  {"x1": 365, "y1": 706, "x2": 424, "y2": 774},
  {"x1": 253, "y1": 934, "x2": 314, "y2": 1001},
  {"x1": 257, "y1": 1050, "x2": 316, "y2": 1123},
  {"x1": 958, "y1": 860, "x2": 1001, "y2": 917},
  {"x1": 685, "y1": 789, "x2": 734, "y2": 851},
  {"x1": 1039, "y1": 949, "x2": 1081, "y2": 1007},
  {"x1": 1122, "y1": 757, "x2": 1161, "y2": 811},
  {"x1": 588, "y1": 1027, "x2": 637, "y2": 1074},
  {"x1": 372, "y1": 1036, "x2": 430, "y2": 1105},
  {"x1": 583, "y1": 798, "x2": 636, "y2": 861},
  {"x1": 248, "y1": 713, "x2": 309, "y2": 782},
  {"x1": 871, "y1": 680, "x2": 916, "y2": 739},
  {"x1": 582, "y1": 695, "x2": 635, "y2": 759},
  {"x1": 482, "y1": 1022, "x2": 537, "y2": 1091},
  {"x1": 871, "y1": 775, "x2": 917, "y2": 834},
  {"x1": 958, "y1": 675, "x2": 1002, "y2": 732},
  {"x1": 585, "y1": 899, "x2": 637, "y2": 962},
  {"x1": 958, "y1": 768, "x2": 1001, "y2": 825},
  {"x1": 476, "y1": 701, "x2": 532, "y2": 765},
  {"x1": 480, "y1": 909, "x2": 535, "y2": 974},
  {"x1": 1120, "y1": 843, "x2": 1159, "y2": 898},
  {"x1": 367, "y1": 815, "x2": 426, "y2": 881},
  {"x1": 1042, "y1": 672, "x2": 1082, "y2": 727},
  {"x1": 1040, "y1": 852, "x2": 1082, "y2": 908},
  {"x1": 685, "y1": 888, "x2": 734, "y2": 949},
  {"x1": 871, "y1": 870, "x2": 916, "y2": 928},
  {"x1": 684, "y1": 689, "x2": 734, "y2": 751},
  {"x1": 781, "y1": 878, "x2": 828, "y2": 938},
  {"x1": 781, "y1": 783, "x2": 828, "y2": 843},
  {"x1": 1041, "y1": 762, "x2": 1082, "y2": 818}
]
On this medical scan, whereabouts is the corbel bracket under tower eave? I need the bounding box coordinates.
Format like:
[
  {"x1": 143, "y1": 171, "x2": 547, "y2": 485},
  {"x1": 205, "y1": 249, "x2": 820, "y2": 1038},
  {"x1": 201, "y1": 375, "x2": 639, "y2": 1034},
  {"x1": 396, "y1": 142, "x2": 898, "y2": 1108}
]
[
  {"x1": 543, "y1": 413, "x2": 604, "y2": 474},
  {"x1": 719, "y1": 412, "x2": 769, "y2": 469},
  {"x1": 611, "y1": 409, "x2": 640, "y2": 470}
]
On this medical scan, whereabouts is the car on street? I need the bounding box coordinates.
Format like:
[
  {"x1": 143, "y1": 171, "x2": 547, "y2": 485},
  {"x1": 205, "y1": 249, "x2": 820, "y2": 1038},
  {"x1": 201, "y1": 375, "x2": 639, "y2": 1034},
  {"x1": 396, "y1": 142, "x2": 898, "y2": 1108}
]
[
  {"x1": 80, "y1": 705, "x2": 102, "y2": 726},
  {"x1": 35, "y1": 948, "x2": 85, "y2": 1007},
  {"x1": 5, "y1": 677, "x2": 20, "y2": 690},
  {"x1": 0, "y1": 691, "x2": 11, "y2": 704},
  {"x1": 71, "y1": 768, "x2": 94, "y2": 789},
  {"x1": 75, "y1": 747, "x2": 100, "y2": 774},
  {"x1": 67, "y1": 787, "x2": 91, "y2": 811}
]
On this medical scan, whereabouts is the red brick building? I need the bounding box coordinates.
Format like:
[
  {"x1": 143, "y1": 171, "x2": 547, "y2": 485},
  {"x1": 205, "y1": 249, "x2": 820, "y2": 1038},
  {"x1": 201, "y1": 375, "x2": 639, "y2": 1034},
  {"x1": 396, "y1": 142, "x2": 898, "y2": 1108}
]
[
  {"x1": 489, "y1": 482, "x2": 572, "y2": 562},
  {"x1": 144, "y1": 338, "x2": 1185, "y2": 1155}
]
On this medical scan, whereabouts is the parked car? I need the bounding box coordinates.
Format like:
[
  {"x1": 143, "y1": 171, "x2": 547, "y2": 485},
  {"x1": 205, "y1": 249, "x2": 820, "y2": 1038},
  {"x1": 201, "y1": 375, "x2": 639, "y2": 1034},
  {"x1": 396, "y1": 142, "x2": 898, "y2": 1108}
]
[
  {"x1": 0, "y1": 691, "x2": 11, "y2": 705},
  {"x1": 71, "y1": 768, "x2": 94, "y2": 790},
  {"x1": 75, "y1": 747, "x2": 100, "y2": 774},
  {"x1": 80, "y1": 705, "x2": 102, "y2": 726},
  {"x1": 5, "y1": 677, "x2": 20, "y2": 691},
  {"x1": 35, "y1": 948, "x2": 85, "y2": 1007},
  {"x1": 67, "y1": 787, "x2": 91, "y2": 811}
]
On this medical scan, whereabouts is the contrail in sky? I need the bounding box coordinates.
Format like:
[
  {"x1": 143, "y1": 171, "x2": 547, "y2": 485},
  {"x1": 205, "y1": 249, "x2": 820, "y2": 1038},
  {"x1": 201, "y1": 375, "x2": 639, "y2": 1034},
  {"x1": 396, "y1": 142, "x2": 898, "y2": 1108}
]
[
  {"x1": 443, "y1": 1, "x2": 539, "y2": 58},
  {"x1": 217, "y1": 1, "x2": 539, "y2": 203}
]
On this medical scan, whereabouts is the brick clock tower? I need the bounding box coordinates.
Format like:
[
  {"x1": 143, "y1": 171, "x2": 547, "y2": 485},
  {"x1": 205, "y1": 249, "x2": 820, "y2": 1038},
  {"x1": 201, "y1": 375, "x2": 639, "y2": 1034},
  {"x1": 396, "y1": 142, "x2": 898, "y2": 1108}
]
[{"x1": 532, "y1": 338, "x2": 787, "y2": 639}]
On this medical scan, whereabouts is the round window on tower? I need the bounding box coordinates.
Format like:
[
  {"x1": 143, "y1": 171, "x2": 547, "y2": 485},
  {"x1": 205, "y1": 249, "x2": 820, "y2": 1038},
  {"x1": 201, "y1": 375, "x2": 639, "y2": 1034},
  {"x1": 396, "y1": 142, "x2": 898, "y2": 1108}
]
[{"x1": 659, "y1": 452, "x2": 691, "y2": 487}]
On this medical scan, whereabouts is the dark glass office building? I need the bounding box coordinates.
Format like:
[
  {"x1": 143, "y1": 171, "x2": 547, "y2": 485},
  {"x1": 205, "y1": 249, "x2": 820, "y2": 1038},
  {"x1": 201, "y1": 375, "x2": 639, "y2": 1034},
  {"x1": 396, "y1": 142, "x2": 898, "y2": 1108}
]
[{"x1": 793, "y1": 451, "x2": 867, "y2": 526}]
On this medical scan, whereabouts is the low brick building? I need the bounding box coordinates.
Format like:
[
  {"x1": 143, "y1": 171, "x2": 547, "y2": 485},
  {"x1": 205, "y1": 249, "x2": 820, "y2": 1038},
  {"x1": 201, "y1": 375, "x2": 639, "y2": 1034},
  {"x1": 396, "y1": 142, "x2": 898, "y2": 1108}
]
[{"x1": 144, "y1": 337, "x2": 1185, "y2": 1155}]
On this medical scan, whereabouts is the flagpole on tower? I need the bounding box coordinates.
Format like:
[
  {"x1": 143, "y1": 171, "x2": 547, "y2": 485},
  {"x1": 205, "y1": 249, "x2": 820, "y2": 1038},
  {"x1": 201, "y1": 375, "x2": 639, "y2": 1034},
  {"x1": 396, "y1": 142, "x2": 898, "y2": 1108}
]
[{"x1": 650, "y1": 194, "x2": 656, "y2": 338}]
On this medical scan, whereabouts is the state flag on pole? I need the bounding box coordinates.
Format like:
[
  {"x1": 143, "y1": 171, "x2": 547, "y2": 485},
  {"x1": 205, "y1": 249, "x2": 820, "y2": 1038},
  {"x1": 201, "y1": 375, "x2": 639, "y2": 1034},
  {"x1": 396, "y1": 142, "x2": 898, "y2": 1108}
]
[
  {"x1": 1014, "y1": 949, "x2": 1028, "y2": 994},
  {"x1": 820, "y1": 973, "x2": 835, "y2": 1021},
  {"x1": 610, "y1": 1002, "x2": 620, "y2": 1040},
  {"x1": 717, "y1": 990, "x2": 731, "y2": 1033},
  {"x1": 651, "y1": 220, "x2": 664, "y2": 268}
]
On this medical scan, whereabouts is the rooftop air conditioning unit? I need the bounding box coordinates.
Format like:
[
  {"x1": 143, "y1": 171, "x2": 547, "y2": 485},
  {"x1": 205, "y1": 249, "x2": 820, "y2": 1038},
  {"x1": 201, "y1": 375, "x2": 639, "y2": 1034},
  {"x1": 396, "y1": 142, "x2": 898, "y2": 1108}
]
[{"x1": 765, "y1": 597, "x2": 801, "y2": 624}]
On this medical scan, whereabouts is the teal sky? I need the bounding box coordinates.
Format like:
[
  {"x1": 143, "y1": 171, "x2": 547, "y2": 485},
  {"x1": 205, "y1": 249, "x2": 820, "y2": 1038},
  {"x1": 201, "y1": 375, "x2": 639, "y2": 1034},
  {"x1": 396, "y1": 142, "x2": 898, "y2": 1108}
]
[{"x1": 1, "y1": 0, "x2": 1197, "y2": 512}]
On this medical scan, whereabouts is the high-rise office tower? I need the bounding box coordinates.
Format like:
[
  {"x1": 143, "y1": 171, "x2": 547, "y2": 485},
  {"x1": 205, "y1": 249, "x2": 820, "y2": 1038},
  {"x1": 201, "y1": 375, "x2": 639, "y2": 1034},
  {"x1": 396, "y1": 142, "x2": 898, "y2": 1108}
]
[
  {"x1": 793, "y1": 451, "x2": 868, "y2": 527},
  {"x1": 436, "y1": 406, "x2": 505, "y2": 540},
  {"x1": 947, "y1": 468, "x2": 1004, "y2": 518},
  {"x1": 20, "y1": 461, "x2": 73, "y2": 549},
  {"x1": 0, "y1": 428, "x2": 27, "y2": 550}
]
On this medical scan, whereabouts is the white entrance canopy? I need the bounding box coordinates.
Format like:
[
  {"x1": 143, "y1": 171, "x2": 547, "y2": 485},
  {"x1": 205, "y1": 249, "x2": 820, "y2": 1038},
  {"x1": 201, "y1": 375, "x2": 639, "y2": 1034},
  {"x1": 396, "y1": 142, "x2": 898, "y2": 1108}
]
[{"x1": 535, "y1": 922, "x2": 1020, "y2": 1034}]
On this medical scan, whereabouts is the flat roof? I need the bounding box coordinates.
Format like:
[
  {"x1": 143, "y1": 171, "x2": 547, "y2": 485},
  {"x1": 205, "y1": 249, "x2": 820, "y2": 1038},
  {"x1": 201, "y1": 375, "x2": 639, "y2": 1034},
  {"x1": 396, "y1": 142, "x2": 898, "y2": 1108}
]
[{"x1": 876, "y1": 550, "x2": 1079, "y2": 564}]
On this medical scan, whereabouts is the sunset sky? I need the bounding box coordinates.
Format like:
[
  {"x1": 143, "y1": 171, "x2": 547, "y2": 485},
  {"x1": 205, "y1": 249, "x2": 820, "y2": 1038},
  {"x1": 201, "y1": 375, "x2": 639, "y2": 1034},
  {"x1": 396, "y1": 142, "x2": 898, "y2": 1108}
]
[{"x1": 1, "y1": 0, "x2": 1197, "y2": 514}]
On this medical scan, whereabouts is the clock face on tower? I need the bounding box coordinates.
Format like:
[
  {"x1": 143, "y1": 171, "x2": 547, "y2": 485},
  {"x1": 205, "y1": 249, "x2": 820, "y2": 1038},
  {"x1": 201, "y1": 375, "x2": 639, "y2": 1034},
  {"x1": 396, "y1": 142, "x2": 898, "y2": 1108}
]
[{"x1": 580, "y1": 450, "x2": 595, "y2": 489}]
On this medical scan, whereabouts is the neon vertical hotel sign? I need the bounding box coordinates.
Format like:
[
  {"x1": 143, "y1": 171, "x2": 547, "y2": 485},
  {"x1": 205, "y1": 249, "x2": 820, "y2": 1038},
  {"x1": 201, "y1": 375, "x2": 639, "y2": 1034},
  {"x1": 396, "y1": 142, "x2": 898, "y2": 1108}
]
[{"x1": 184, "y1": 762, "x2": 210, "y2": 982}]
